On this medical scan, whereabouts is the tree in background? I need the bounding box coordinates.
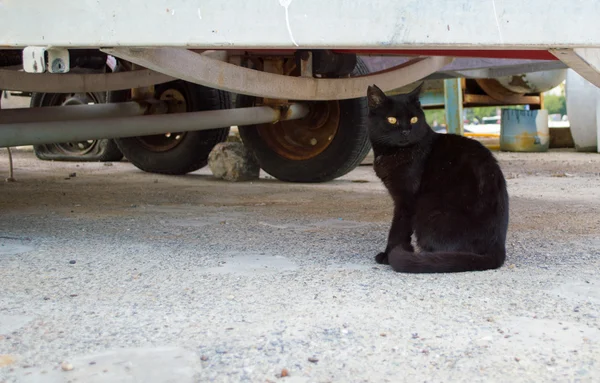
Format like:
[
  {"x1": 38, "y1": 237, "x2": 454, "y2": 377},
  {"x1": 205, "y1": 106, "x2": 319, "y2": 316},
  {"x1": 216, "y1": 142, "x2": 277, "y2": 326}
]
[
  {"x1": 542, "y1": 81, "x2": 566, "y2": 116},
  {"x1": 424, "y1": 109, "x2": 446, "y2": 125},
  {"x1": 543, "y1": 94, "x2": 566, "y2": 115}
]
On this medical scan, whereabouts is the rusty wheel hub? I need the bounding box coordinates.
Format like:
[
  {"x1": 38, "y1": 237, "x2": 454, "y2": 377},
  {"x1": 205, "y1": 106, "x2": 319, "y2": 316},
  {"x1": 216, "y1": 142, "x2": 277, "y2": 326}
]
[
  {"x1": 135, "y1": 88, "x2": 187, "y2": 152},
  {"x1": 257, "y1": 101, "x2": 340, "y2": 160}
]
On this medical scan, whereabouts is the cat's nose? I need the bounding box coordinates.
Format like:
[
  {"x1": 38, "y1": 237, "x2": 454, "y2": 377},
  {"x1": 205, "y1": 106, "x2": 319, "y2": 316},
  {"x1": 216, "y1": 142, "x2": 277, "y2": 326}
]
[{"x1": 400, "y1": 130, "x2": 410, "y2": 136}]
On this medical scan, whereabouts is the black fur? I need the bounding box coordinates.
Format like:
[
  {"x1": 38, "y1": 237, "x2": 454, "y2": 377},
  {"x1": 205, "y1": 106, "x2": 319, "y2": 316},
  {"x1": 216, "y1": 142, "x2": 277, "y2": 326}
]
[{"x1": 366, "y1": 84, "x2": 509, "y2": 273}]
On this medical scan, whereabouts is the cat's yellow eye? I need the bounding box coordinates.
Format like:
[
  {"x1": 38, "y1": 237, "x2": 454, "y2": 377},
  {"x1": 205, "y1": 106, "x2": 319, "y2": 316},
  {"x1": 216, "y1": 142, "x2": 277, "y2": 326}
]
[
  {"x1": 410, "y1": 116, "x2": 418, "y2": 124},
  {"x1": 387, "y1": 117, "x2": 397, "y2": 124}
]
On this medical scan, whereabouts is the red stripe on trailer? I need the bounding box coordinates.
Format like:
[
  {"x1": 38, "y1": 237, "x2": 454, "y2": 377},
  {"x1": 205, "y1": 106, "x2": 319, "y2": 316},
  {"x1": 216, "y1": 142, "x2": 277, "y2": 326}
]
[{"x1": 332, "y1": 49, "x2": 558, "y2": 61}]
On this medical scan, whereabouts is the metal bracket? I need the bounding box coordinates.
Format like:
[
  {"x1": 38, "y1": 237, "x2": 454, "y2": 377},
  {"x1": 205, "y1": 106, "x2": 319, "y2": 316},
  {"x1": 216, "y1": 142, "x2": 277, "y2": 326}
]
[
  {"x1": 47, "y1": 48, "x2": 70, "y2": 73},
  {"x1": 22, "y1": 47, "x2": 70, "y2": 74},
  {"x1": 103, "y1": 47, "x2": 453, "y2": 100},
  {"x1": 299, "y1": 51, "x2": 313, "y2": 78},
  {"x1": 551, "y1": 48, "x2": 600, "y2": 87},
  {"x1": 22, "y1": 46, "x2": 47, "y2": 73}
]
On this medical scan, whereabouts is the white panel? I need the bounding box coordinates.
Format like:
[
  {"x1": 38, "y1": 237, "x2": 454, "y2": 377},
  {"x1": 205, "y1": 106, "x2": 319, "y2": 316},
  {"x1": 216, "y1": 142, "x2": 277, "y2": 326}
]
[{"x1": 0, "y1": 0, "x2": 599, "y2": 49}]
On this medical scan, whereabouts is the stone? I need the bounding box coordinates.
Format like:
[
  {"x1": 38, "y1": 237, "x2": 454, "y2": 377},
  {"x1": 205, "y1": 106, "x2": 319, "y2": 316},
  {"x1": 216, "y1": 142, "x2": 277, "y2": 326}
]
[{"x1": 208, "y1": 142, "x2": 260, "y2": 182}]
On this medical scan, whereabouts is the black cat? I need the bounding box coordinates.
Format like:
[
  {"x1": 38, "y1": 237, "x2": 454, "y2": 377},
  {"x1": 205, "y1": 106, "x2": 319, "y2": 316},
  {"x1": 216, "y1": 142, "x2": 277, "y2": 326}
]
[{"x1": 366, "y1": 84, "x2": 509, "y2": 273}]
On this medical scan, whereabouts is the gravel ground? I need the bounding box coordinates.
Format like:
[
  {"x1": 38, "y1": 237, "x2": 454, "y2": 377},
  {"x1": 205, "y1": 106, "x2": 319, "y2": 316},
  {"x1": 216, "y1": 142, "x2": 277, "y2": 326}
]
[{"x1": 0, "y1": 148, "x2": 599, "y2": 383}]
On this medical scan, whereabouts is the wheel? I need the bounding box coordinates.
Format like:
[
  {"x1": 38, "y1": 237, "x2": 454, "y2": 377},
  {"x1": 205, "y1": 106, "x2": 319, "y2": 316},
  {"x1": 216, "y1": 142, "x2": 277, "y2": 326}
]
[
  {"x1": 237, "y1": 57, "x2": 371, "y2": 183},
  {"x1": 109, "y1": 80, "x2": 231, "y2": 175},
  {"x1": 31, "y1": 92, "x2": 124, "y2": 162},
  {"x1": 0, "y1": 50, "x2": 22, "y2": 67}
]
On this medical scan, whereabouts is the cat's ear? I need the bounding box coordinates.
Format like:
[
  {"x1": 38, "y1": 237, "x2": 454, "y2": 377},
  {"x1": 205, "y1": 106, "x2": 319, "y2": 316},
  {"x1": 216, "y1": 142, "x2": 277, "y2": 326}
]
[
  {"x1": 408, "y1": 82, "x2": 424, "y2": 105},
  {"x1": 367, "y1": 85, "x2": 388, "y2": 111}
]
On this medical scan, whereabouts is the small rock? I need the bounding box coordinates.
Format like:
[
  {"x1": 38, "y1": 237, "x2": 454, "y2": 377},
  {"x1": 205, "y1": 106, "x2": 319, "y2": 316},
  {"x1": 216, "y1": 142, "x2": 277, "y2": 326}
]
[
  {"x1": 200, "y1": 355, "x2": 208, "y2": 361},
  {"x1": 308, "y1": 357, "x2": 318, "y2": 363},
  {"x1": 380, "y1": 333, "x2": 387, "y2": 337},
  {"x1": 514, "y1": 357, "x2": 520, "y2": 362},
  {"x1": 43, "y1": 297, "x2": 50, "y2": 301},
  {"x1": 61, "y1": 361, "x2": 74, "y2": 371},
  {"x1": 475, "y1": 336, "x2": 493, "y2": 346},
  {"x1": 103, "y1": 163, "x2": 113, "y2": 167},
  {"x1": 89, "y1": 361, "x2": 96, "y2": 365},
  {"x1": 69, "y1": 294, "x2": 78, "y2": 297},
  {"x1": 0, "y1": 355, "x2": 15, "y2": 368},
  {"x1": 69, "y1": 173, "x2": 76, "y2": 178},
  {"x1": 208, "y1": 142, "x2": 260, "y2": 182},
  {"x1": 280, "y1": 368, "x2": 289, "y2": 377},
  {"x1": 69, "y1": 260, "x2": 76, "y2": 265}
]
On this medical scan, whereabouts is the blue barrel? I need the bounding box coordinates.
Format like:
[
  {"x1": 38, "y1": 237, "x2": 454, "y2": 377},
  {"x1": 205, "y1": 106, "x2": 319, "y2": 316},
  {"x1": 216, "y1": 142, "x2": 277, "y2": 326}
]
[{"x1": 500, "y1": 109, "x2": 549, "y2": 152}]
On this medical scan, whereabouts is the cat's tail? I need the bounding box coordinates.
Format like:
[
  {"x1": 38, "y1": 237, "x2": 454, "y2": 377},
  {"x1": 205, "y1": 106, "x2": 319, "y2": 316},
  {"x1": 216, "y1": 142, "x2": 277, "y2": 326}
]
[{"x1": 388, "y1": 248, "x2": 505, "y2": 273}]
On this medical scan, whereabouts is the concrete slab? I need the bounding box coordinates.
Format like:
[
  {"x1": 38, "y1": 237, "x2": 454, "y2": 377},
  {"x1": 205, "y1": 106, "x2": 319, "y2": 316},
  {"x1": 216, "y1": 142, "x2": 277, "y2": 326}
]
[{"x1": 0, "y1": 149, "x2": 599, "y2": 382}]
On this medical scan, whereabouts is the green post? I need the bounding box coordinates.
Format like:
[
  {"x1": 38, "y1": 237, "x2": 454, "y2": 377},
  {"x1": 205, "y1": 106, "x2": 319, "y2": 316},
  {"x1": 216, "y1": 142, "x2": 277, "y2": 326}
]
[{"x1": 444, "y1": 78, "x2": 464, "y2": 136}]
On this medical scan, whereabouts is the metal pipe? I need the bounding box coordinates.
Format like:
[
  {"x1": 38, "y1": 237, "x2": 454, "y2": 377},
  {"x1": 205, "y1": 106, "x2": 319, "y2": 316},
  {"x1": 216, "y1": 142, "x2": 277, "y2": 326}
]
[
  {"x1": 0, "y1": 101, "x2": 148, "y2": 124},
  {"x1": 0, "y1": 68, "x2": 175, "y2": 93},
  {"x1": 0, "y1": 104, "x2": 309, "y2": 148}
]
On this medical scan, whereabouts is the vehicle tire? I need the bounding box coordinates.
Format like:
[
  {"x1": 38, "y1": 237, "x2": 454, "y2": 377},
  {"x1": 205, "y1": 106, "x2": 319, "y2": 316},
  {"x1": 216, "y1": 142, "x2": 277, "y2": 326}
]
[
  {"x1": 0, "y1": 50, "x2": 22, "y2": 67},
  {"x1": 109, "y1": 80, "x2": 231, "y2": 175},
  {"x1": 237, "y1": 57, "x2": 371, "y2": 183},
  {"x1": 30, "y1": 92, "x2": 124, "y2": 162}
]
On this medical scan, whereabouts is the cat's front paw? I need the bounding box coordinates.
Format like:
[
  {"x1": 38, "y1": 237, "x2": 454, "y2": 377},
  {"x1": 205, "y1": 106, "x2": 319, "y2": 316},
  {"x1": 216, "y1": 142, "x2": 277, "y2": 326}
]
[{"x1": 375, "y1": 252, "x2": 389, "y2": 264}]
